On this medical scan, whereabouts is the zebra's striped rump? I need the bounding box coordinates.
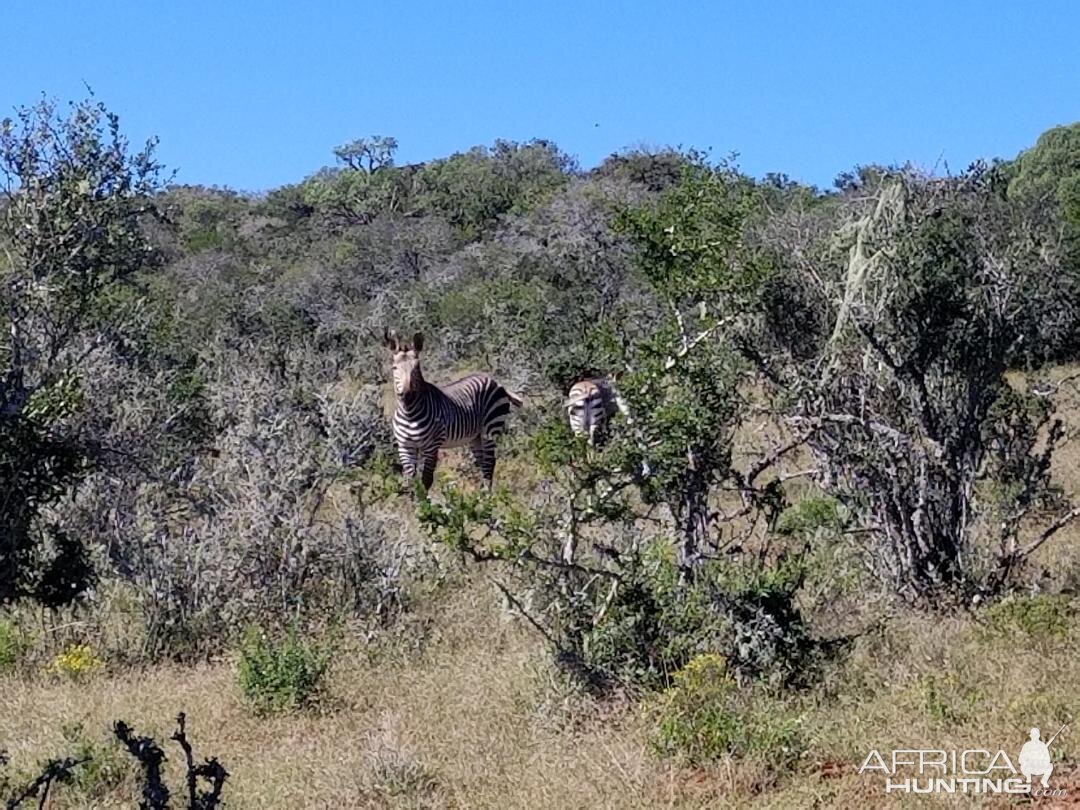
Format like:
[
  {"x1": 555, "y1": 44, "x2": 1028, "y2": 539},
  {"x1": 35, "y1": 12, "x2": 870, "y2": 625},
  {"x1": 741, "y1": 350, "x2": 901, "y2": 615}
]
[{"x1": 566, "y1": 377, "x2": 619, "y2": 446}]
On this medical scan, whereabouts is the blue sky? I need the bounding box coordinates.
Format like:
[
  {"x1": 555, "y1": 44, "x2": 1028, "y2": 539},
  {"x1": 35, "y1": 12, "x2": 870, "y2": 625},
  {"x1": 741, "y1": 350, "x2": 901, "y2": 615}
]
[{"x1": 4, "y1": 1, "x2": 1077, "y2": 191}]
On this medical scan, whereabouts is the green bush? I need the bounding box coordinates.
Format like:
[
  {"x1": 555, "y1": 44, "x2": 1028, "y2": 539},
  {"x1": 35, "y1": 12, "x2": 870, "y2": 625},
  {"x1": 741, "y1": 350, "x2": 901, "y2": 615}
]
[
  {"x1": 706, "y1": 554, "x2": 831, "y2": 686},
  {"x1": 237, "y1": 626, "x2": 333, "y2": 713},
  {"x1": 551, "y1": 541, "x2": 721, "y2": 690},
  {"x1": 0, "y1": 619, "x2": 29, "y2": 673},
  {"x1": 649, "y1": 653, "x2": 804, "y2": 769},
  {"x1": 418, "y1": 479, "x2": 832, "y2": 693},
  {"x1": 978, "y1": 594, "x2": 1074, "y2": 641},
  {"x1": 554, "y1": 544, "x2": 823, "y2": 691}
]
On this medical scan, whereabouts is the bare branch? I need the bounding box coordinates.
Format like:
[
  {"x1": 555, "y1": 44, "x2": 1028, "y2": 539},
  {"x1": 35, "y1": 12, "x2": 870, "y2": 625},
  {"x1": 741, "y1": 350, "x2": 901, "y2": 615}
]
[{"x1": 1015, "y1": 507, "x2": 1080, "y2": 560}]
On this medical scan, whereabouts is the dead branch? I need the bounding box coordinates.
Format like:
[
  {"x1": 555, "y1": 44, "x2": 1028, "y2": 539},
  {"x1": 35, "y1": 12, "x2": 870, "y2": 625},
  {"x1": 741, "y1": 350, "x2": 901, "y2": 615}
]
[{"x1": 3, "y1": 756, "x2": 88, "y2": 810}]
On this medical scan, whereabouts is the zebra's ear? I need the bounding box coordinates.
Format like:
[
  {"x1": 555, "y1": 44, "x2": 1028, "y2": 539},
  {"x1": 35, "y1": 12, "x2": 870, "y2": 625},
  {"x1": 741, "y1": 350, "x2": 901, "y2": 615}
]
[
  {"x1": 383, "y1": 328, "x2": 398, "y2": 351},
  {"x1": 412, "y1": 332, "x2": 424, "y2": 352}
]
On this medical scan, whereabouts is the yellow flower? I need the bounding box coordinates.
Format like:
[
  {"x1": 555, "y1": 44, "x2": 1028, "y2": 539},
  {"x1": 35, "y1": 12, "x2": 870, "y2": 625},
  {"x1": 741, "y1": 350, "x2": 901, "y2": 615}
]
[{"x1": 46, "y1": 644, "x2": 104, "y2": 678}]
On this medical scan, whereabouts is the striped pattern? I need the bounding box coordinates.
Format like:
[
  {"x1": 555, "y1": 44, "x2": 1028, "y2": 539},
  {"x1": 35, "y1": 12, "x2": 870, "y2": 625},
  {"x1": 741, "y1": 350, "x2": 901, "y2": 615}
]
[
  {"x1": 566, "y1": 377, "x2": 621, "y2": 447},
  {"x1": 391, "y1": 357, "x2": 522, "y2": 491}
]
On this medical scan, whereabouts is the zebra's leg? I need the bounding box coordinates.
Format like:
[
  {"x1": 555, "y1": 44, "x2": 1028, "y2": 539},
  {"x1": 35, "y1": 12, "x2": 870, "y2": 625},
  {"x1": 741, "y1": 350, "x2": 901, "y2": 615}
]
[
  {"x1": 471, "y1": 436, "x2": 496, "y2": 491},
  {"x1": 420, "y1": 445, "x2": 439, "y2": 491},
  {"x1": 398, "y1": 444, "x2": 420, "y2": 484}
]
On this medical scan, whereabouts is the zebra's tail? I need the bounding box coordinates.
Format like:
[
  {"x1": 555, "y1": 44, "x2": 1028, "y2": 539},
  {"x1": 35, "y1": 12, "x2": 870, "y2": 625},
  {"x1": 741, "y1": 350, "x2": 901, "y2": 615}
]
[{"x1": 505, "y1": 390, "x2": 524, "y2": 408}]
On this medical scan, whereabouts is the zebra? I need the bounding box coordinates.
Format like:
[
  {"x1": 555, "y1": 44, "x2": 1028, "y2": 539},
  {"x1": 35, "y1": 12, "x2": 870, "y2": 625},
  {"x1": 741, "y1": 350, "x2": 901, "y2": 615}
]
[
  {"x1": 565, "y1": 377, "x2": 625, "y2": 447},
  {"x1": 383, "y1": 329, "x2": 523, "y2": 491}
]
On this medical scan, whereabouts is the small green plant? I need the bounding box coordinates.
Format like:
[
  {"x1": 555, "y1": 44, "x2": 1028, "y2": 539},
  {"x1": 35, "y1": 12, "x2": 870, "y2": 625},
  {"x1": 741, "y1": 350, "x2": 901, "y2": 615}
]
[
  {"x1": 46, "y1": 644, "x2": 104, "y2": 679},
  {"x1": 920, "y1": 674, "x2": 961, "y2": 724},
  {"x1": 237, "y1": 626, "x2": 333, "y2": 713},
  {"x1": 0, "y1": 619, "x2": 29, "y2": 673},
  {"x1": 649, "y1": 653, "x2": 804, "y2": 770},
  {"x1": 774, "y1": 496, "x2": 844, "y2": 536},
  {"x1": 60, "y1": 722, "x2": 133, "y2": 801},
  {"x1": 913, "y1": 671, "x2": 983, "y2": 726},
  {"x1": 978, "y1": 594, "x2": 1074, "y2": 641}
]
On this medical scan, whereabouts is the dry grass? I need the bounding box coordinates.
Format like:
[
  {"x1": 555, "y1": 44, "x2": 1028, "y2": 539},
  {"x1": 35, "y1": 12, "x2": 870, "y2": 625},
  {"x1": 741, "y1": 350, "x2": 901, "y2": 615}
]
[
  {"x1": 5, "y1": 580, "x2": 1080, "y2": 808},
  {"x1": 1, "y1": 585, "x2": 659, "y2": 809}
]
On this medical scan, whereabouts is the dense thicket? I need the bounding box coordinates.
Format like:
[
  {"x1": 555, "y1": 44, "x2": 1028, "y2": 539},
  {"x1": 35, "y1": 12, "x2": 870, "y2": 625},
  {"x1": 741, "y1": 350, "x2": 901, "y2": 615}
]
[{"x1": 3, "y1": 97, "x2": 1079, "y2": 673}]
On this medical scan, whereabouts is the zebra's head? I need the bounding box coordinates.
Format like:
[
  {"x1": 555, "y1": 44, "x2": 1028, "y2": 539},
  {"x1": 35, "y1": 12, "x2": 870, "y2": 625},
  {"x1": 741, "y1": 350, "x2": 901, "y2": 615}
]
[{"x1": 383, "y1": 329, "x2": 425, "y2": 396}]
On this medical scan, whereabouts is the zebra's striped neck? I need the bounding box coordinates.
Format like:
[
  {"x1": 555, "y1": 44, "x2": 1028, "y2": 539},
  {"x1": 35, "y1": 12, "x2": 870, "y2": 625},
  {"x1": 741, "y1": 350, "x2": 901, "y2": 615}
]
[{"x1": 398, "y1": 379, "x2": 435, "y2": 412}]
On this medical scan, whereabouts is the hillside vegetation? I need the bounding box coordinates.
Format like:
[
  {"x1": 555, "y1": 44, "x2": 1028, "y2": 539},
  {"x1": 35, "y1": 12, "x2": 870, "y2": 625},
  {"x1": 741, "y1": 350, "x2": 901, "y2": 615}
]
[{"x1": 3, "y1": 98, "x2": 1080, "y2": 807}]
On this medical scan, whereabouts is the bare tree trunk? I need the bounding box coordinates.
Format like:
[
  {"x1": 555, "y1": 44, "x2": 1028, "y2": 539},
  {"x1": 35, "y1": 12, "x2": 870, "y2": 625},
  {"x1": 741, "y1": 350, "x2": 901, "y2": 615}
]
[{"x1": 674, "y1": 474, "x2": 709, "y2": 581}]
